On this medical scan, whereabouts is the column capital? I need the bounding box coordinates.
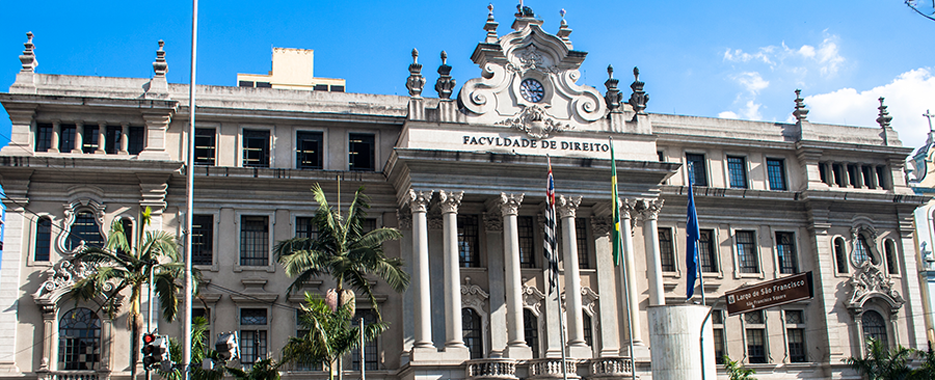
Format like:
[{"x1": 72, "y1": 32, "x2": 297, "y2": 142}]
[
  {"x1": 590, "y1": 216, "x2": 612, "y2": 236},
  {"x1": 619, "y1": 198, "x2": 637, "y2": 219},
  {"x1": 483, "y1": 212, "x2": 503, "y2": 232},
  {"x1": 438, "y1": 190, "x2": 464, "y2": 214},
  {"x1": 498, "y1": 193, "x2": 525, "y2": 216},
  {"x1": 406, "y1": 189, "x2": 434, "y2": 213},
  {"x1": 428, "y1": 212, "x2": 444, "y2": 230},
  {"x1": 556, "y1": 195, "x2": 582, "y2": 219},
  {"x1": 637, "y1": 198, "x2": 664, "y2": 220},
  {"x1": 397, "y1": 209, "x2": 412, "y2": 229}
]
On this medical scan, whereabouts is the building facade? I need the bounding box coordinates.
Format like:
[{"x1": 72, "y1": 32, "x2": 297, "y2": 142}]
[{"x1": 0, "y1": 7, "x2": 928, "y2": 380}]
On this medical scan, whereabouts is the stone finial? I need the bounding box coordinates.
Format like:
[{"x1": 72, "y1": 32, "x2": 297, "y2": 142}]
[
  {"x1": 435, "y1": 51, "x2": 456, "y2": 101},
  {"x1": 485, "y1": 4, "x2": 499, "y2": 43},
  {"x1": 153, "y1": 40, "x2": 168, "y2": 77},
  {"x1": 793, "y1": 89, "x2": 809, "y2": 122},
  {"x1": 876, "y1": 97, "x2": 893, "y2": 129},
  {"x1": 516, "y1": 3, "x2": 535, "y2": 17},
  {"x1": 629, "y1": 67, "x2": 649, "y2": 115},
  {"x1": 604, "y1": 64, "x2": 622, "y2": 113},
  {"x1": 19, "y1": 32, "x2": 37, "y2": 73},
  {"x1": 924, "y1": 109, "x2": 934, "y2": 133},
  {"x1": 557, "y1": 9, "x2": 572, "y2": 44},
  {"x1": 406, "y1": 48, "x2": 425, "y2": 97}
]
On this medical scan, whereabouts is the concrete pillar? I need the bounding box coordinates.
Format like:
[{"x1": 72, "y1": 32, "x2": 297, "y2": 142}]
[
  {"x1": 500, "y1": 193, "x2": 531, "y2": 359},
  {"x1": 484, "y1": 212, "x2": 508, "y2": 358},
  {"x1": 73, "y1": 121, "x2": 84, "y2": 153},
  {"x1": 397, "y1": 210, "x2": 414, "y2": 365},
  {"x1": 49, "y1": 120, "x2": 60, "y2": 153},
  {"x1": 640, "y1": 199, "x2": 665, "y2": 306},
  {"x1": 557, "y1": 195, "x2": 590, "y2": 358},
  {"x1": 119, "y1": 122, "x2": 130, "y2": 155},
  {"x1": 648, "y1": 305, "x2": 715, "y2": 380},
  {"x1": 96, "y1": 122, "x2": 106, "y2": 154},
  {"x1": 439, "y1": 190, "x2": 468, "y2": 355},
  {"x1": 0, "y1": 203, "x2": 25, "y2": 372},
  {"x1": 406, "y1": 189, "x2": 435, "y2": 353},
  {"x1": 591, "y1": 217, "x2": 621, "y2": 357}
]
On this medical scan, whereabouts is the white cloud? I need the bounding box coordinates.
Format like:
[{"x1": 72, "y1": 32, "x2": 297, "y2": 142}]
[
  {"x1": 815, "y1": 37, "x2": 844, "y2": 76},
  {"x1": 734, "y1": 72, "x2": 769, "y2": 94},
  {"x1": 723, "y1": 34, "x2": 845, "y2": 78},
  {"x1": 719, "y1": 111, "x2": 740, "y2": 119},
  {"x1": 804, "y1": 68, "x2": 935, "y2": 148}
]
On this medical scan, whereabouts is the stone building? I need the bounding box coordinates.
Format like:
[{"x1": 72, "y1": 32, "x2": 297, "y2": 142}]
[{"x1": 0, "y1": 6, "x2": 927, "y2": 380}]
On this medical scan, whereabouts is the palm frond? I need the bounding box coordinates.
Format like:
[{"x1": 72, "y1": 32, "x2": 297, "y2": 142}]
[{"x1": 154, "y1": 271, "x2": 181, "y2": 321}]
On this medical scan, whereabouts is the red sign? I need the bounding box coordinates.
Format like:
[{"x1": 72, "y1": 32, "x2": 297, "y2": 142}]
[{"x1": 725, "y1": 272, "x2": 813, "y2": 315}]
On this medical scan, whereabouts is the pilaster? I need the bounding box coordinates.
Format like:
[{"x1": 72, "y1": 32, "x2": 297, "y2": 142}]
[{"x1": 137, "y1": 111, "x2": 173, "y2": 160}]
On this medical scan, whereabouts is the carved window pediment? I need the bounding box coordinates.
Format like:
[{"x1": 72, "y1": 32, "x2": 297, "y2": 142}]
[{"x1": 846, "y1": 261, "x2": 904, "y2": 314}]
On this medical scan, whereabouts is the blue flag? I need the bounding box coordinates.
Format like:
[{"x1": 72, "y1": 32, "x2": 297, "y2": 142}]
[{"x1": 686, "y1": 175, "x2": 700, "y2": 299}]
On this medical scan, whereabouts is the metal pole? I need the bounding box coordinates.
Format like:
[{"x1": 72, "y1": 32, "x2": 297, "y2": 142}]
[
  {"x1": 183, "y1": 0, "x2": 198, "y2": 379},
  {"x1": 617, "y1": 225, "x2": 636, "y2": 380},
  {"x1": 555, "y1": 251, "x2": 568, "y2": 380},
  {"x1": 699, "y1": 297, "x2": 723, "y2": 380},
  {"x1": 147, "y1": 262, "x2": 154, "y2": 380},
  {"x1": 360, "y1": 318, "x2": 365, "y2": 380}
]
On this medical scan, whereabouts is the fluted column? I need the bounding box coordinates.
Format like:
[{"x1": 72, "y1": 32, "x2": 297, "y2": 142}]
[
  {"x1": 500, "y1": 193, "x2": 531, "y2": 358},
  {"x1": 406, "y1": 189, "x2": 435, "y2": 350},
  {"x1": 119, "y1": 122, "x2": 129, "y2": 155},
  {"x1": 557, "y1": 195, "x2": 590, "y2": 358},
  {"x1": 640, "y1": 199, "x2": 665, "y2": 306},
  {"x1": 439, "y1": 190, "x2": 468, "y2": 354},
  {"x1": 49, "y1": 120, "x2": 60, "y2": 153},
  {"x1": 619, "y1": 199, "x2": 644, "y2": 348},
  {"x1": 95, "y1": 122, "x2": 106, "y2": 154}
]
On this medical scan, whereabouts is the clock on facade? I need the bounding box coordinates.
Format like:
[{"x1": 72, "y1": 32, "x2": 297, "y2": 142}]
[{"x1": 520, "y1": 78, "x2": 544, "y2": 103}]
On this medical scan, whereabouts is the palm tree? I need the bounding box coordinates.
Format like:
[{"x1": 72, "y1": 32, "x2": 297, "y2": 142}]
[
  {"x1": 281, "y1": 293, "x2": 387, "y2": 380},
  {"x1": 69, "y1": 207, "x2": 186, "y2": 380},
  {"x1": 723, "y1": 356, "x2": 756, "y2": 380},
  {"x1": 847, "y1": 338, "x2": 914, "y2": 380},
  {"x1": 274, "y1": 184, "x2": 409, "y2": 317}
]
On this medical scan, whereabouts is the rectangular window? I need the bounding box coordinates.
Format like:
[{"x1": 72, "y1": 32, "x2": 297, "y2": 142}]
[
  {"x1": 712, "y1": 310, "x2": 725, "y2": 364},
  {"x1": 239, "y1": 81, "x2": 254, "y2": 87},
  {"x1": 314, "y1": 84, "x2": 328, "y2": 91},
  {"x1": 819, "y1": 163, "x2": 829, "y2": 185},
  {"x1": 885, "y1": 240, "x2": 899, "y2": 275},
  {"x1": 256, "y1": 82, "x2": 271, "y2": 88},
  {"x1": 331, "y1": 85, "x2": 345, "y2": 92},
  {"x1": 240, "y1": 309, "x2": 268, "y2": 365},
  {"x1": 192, "y1": 215, "x2": 213, "y2": 266},
  {"x1": 785, "y1": 310, "x2": 806, "y2": 362},
  {"x1": 699, "y1": 229, "x2": 718, "y2": 273},
  {"x1": 736, "y1": 230, "x2": 759, "y2": 273},
  {"x1": 876, "y1": 166, "x2": 887, "y2": 190},
  {"x1": 862, "y1": 166, "x2": 874, "y2": 188},
  {"x1": 518, "y1": 216, "x2": 535, "y2": 268},
  {"x1": 128, "y1": 126, "x2": 145, "y2": 155},
  {"x1": 350, "y1": 310, "x2": 378, "y2": 371},
  {"x1": 296, "y1": 217, "x2": 318, "y2": 240},
  {"x1": 832, "y1": 163, "x2": 844, "y2": 187},
  {"x1": 576, "y1": 218, "x2": 590, "y2": 269},
  {"x1": 60, "y1": 124, "x2": 76, "y2": 153},
  {"x1": 296, "y1": 131, "x2": 324, "y2": 169},
  {"x1": 659, "y1": 227, "x2": 676, "y2": 272},
  {"x1": 240, "y1": 216, "x2": 269, "y2": 266},
  {"x1": 104, "y1": 125, "x2": 121, "y2": 154},
  {"x1": 776, "y1": 232, "x2": 798, "y2": 274},
  {"x1": 847, "y1": 164, "x2": 859, "y2": 188},
  {"x1": 727, "y1": 156, "x2": 748, "y2": 189},
  {"x1": 82, "y1": 125, "x2": 99, "y2": 153},
  {"x1": 767, "y1": 158, "x2": 787, "y2": 190},
  {"x1": 243, "y1": 129, "x2": 270, "y2": 168},
  {"x1": 459, "y1": 215, "x2": 480, "y2": 267},
  {"x1": 686, "y1": 153, "x2": 707, "y2": 186},
  {"x1": 194, "y1": 128, "x2": 216, "y2": 166},
  {"x1": 746, "y1": 328, "x2": 767, "y2": 363},
  {"x1": 349, "y1": 133, "x2": 375, "y2": 171},
  {"x1": 35, "y1": 218, "x2": 52, "y2": 261},
  {"x1": 36, "y1": 123, "x2": 52, "y2": 152}
]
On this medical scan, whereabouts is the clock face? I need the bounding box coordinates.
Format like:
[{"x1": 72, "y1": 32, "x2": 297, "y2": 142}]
[{"x1": 520, "y1": 78, "x2": 545, "y2": 103}]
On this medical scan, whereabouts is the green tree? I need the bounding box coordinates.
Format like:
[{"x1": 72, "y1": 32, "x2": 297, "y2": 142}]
[
  {"x1": 909, "y1": 347, "x2": 935, "y2": 380},
  {"x1": 847, "y1": 338, "x2": 914, "y2": 380},
  {"x1": 723, "y1": 356, "x2": 756, "y2": 380},
  {"x1": 69, "y1": 207, "x2": 187, "y2": 380},
  {"x1": 280, "y1": 293, "x2": 387, "y2": 380},
  {"x1": 158, "y1": 316, "x2": 226, "y2": 380},
  {"x1": 225, "y1": 359, "x2": 282, "y2": 380},
  {"x1": 273, "y1": 184, "x2": 409, "y2": 317}
]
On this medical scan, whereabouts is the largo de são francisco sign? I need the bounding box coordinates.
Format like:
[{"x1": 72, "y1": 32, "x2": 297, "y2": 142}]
[{"x1": 725, "y1": 272, "x2": 814, "y2": 315}]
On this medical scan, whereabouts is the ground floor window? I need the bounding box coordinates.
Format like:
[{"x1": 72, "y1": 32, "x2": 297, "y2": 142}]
[{"x1": 58, "y1": 308, "x2": 101, "y2": 370}]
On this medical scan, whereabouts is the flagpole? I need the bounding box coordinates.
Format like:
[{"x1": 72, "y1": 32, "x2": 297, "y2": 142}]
[
  {"x1": 556, "y1": 268, "x2": 568, "y2": 380},
  {"x1": 610, "y1": 138, "x2": 636, "y2": 380},
  {"x1": 545, "y1": 156, "x2": 569, "y2": 380},
  {"x1": 183, "y1": 0, "x2": 198, "y2": 379}
]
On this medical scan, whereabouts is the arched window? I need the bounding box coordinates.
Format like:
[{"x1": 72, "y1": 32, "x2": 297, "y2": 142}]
[
  {"x1": 834, "y1": 238, "x2": 848, "y2": 273},
  {"x1": 35, "y1": 217, "x2": 52, "y2": 261},
  {"x1": 862, "y1": 310, "x2": 888, "y2": 346},
  {"x1": 854, "y1": 235, "x2": 877, "y2": 265},
  {"x1": 884, "y1": 240, "x2": 898, "y2": 275},
  {"x1": 66, "y1": 212, "x2": 104, "y2": 251},
  {"x1": 58, "y1": 308, "x2": 101, "y2": 370},
  {"x1": 523, "y1": 309, "x2": 540, "y2": 359},
  {"x1": 462, "y1": 308, "x2": 483, "y2": 359},
  {"x1": 582, "y1": 313, "x2": 593, "y2": 347}
]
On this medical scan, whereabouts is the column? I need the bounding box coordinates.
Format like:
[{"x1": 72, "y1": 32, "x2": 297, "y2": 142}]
[
  {"x1": 640, "y1": 199, "x2": 665, "y2": 306},
  {"x1": 406, "y1": 189, "x2": 435, "y2": 352},
  {"x1": 591, "y1": 217, "x2": 621, "y2": 357},
  {"x1": 39, "y1": 309, "x2": 54, "y2": 372},
  {"x1": 500, "y1": 193, "x2": 531, "y2": 358},
  {"x1": 73, "y1": 121, "x2": 84, "y2": 153},
  {"x1": 119, "y1": 122, "x2": 129, "y2": 155},
  {"x1": 557, "y1": 195, "x2": 590, "y2": 358},
  {"x1": 95, "y1": 122, "x2": 106, "y2": 154},
  {"x1": 397, "y1": 210, "x2": 415, "y2": 364},
  {"x1": 484, "y1": 212, "x2": 508, "y2": 358},
  {"x1": 49, "y1": 120, "x2": 60, "y2": 153},
  {"x1": 619, "y1": 199, "x2": 644, "y2": 347},
  {"x1": 439, "y1": 190, "x2": 468, "y2": 354}
]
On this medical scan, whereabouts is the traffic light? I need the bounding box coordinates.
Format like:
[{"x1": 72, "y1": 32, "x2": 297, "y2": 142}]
[
  {"x1": 141, "y1": 333, "x2": 158, "y2": 369},
  {"x1": 215, "y1": 331, "x2": 239, "y2": 362}
]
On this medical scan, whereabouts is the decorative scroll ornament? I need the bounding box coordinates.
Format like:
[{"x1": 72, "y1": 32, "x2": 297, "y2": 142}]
[
  {"x1": 495, "y1": 104, "x2": 572, "y2": 139},
  {"x1": 522, "y1": 283, "x2": 546, "y2": 316},
  {"x1": 32, "y1": 258, "x2": 120, "y2": 315},
  {"x1": 507, "y1": 45, "x2": 559, "y2": 76},
  {"x1": 581, "y1": 286, "x2": 599, "y2": 316},
  {"x1": 846, "y1": 261, "x2": 904, "y2": 313},
  {"x1": 461, "y1": 277, "x2": 490, "y2": 312}
]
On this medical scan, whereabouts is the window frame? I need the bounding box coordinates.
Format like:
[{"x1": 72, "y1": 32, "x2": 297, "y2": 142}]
[
  {"x1": 58, "y1": 307, "x2": 102, "y2": 371},
  {"x1": 766, "y1": 158, "x2": 787, "y2": 191},
  {"x1": 350, "y1": 309, "x2": 379, "y2": 371},
  {"x1": 235, "y1": 212, "x2": 275, "y2": 272},
  {"x1": 699, "y1": 228, "x2": 719, "y2": 274},
  {"x1": 36, "y1": 122, "x2": 53, "y2": 152},
  {"x1": 685, "y1": 153, "x2": 708, "y2": 187},
  {"x1": 34, "y1": 216, "x2": 53, "y2": 263},
  {"x1": 194, "y1": 127, "x2": 217, "y2": 166},
  {"x1": 348, "y1": 132, "x2": 376, "y2": 172},
  {"x1": 712, "y1": 309, "x2": 726, "y2": 364},
  {"x1": 833, "y1": 237, "x2": 849, "y2": 275},
  {"x1": 296, "y1": 130, "x2": 325, "y2": 170},
  {"x1": 518, "y1": 216, "x2": 536, "y2": 268},
  {"x1": 734, "y1": 229, "x2": 761, "y2": 275},
  {"x1": 658, "y1": 226, "x2": 677, "y2": 273},
  {"x1": 726, "y1": 155, "x2": 748, "y2": 189},
  {"x1": 884, "y1": 239, "x2": 899, "y2": 276},
  {"x1": 241, "y1": 127, "x2": 272, "y2": 168},
  {"x1": 523, "y1": 308, "x2": 541, "y2": 359},
  {"x1": 458, "y1": 214, "x2": 481, "y2": 268},
  {"x1": 191, "y1": 214, "x2": 216, "y2": 269},
  {"x1": 743, "y1": 310, "x2": 768, "y2": 364},
  {"x1": 239, "y1": 308, "x2": 269, "y2": 365},
  {"x1": 774, "y1": 231, "x2": 799, "y2": 275},
  {"x1": 463, "y1": 307, "x2": 485, "y2": 359},
  {"x1": 784, "y1": 309, "x2": 807, "y2": 363}
]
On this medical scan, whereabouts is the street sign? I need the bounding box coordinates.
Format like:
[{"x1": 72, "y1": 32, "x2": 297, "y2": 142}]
[{"x1": 725, "y1": 271, "x2": 813, "y2": 315}]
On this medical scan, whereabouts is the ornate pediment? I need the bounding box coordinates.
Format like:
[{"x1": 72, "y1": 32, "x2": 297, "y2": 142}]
[
  {"x1": 846, "y1": 261, "x2": 904, "y2": 313},
  {"x1": 523, "y1": 283, "x2": 546, "y2": 316},
  {"x1": 459, "y1": 10, "x2": 606, "y2": 137},
  {"x1": 32, "y1": 258, "x2": 120, "y2": 314},
  {"x1": 461, "y1": 277, "x2": 490, "y2": 312}
]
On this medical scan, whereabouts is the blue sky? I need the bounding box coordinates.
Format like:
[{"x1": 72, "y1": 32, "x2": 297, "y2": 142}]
[{"x1": 1, "y1": 1, "x2": 934, "y2": 150}]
